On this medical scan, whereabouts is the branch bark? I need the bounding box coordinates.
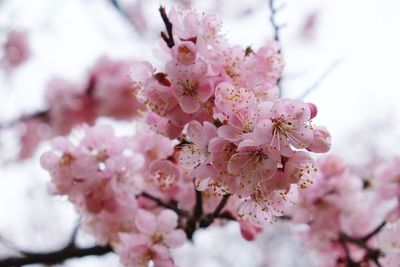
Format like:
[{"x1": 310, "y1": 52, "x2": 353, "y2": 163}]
[{"x1": 0, "y1": 245, "x2": 112, "y2": 267}]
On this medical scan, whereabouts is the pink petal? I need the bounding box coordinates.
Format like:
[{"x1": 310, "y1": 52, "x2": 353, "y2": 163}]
[
  {"x1": 157, "y1": 209, "x2": 178, "y2": 233},
  {"x1": 187, "y1": 121, "x2": 207, "y2": 146},
  {"x1": 178, "y1": 96, "x2": 200, "y2": 114},
  {"x1": 179, "y1": 144, "x2": 205, "y2": 170},
  {"x1": 164, "y1": 229, "x2": 187, "y2": 248},
  {"x1": 135, "y1": 209, "x2": 157, "y2": 234},
  {"x1": 218, "y1": 125, "x2": 241, "y2": 142}
]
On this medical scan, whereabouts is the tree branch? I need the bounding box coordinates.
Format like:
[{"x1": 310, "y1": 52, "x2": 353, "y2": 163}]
[
  {"x1": 0, "y1": 245, "x2": 112, "y2": 267},
  {"x1": 268, "y1": 0, "x2": 283, "y2": 44},
  {"x1": 140, "y1": 192, "x2": 188, "y2": 217},
  {"x1": 298, "y1": 58, "x2": 342, "y2": 99},
  {"x1": 268, "y1": 0, "x2": 285, "y2": 97},
  {"x1": 159, "y1": 6, "x2": 175, "y2": 48},
  {"x1": 337, "y1": 221, "x2": 386, "y2": 267},
  {"x1": 212, "y1": 194, "x2": 230, "y2": 218}
]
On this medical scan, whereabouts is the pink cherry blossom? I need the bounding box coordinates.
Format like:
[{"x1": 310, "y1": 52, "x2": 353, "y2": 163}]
[
  {"x1": 179, "y1": 120, "x2": 217, "y2": 170},
  {"x1": 259, "y1": 99, "x2": 314, "y2": 156},
  {"x1": 115, "y1": 209, "x2": 186, "y2": 267},
  {"x1": 167, "y1": 58, "x2": 213, "y2": 114}
]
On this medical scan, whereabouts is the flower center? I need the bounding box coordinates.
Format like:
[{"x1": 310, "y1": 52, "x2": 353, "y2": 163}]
[
  {"x1": 179, "y1": 79, "x2": 199, "y2": 98},
  {"x1": 151, "y1": 232, "x2": 164, "y2": 244}
]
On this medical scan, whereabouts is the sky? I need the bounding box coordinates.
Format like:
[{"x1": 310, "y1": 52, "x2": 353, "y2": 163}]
[{"x1": 0, "y1": 0, "x2": 399, "y2": 266}]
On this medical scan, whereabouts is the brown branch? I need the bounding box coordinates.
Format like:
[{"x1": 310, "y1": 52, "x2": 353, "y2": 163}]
[
  {"x1": 337, "y1": 221, "x2": 386, "y2": 267},
  {"x1": 159, "y1": 6, "x2": 175, "y2": 48},
  {"x1": 140, "y1": 192, "x2": 188, "y2": 217},
  {"x1": 0, "y1": 110, "x2": 48, "y2": 129},
  {"x1": 0, "y1": 245, "x2": 112, "y2": 267},
  {"x1": 361, "y1": 221, "x2": 387, "y2": 242},
  {"x1": 212, "y1": 194, "x2": 230, "y2": 218}
]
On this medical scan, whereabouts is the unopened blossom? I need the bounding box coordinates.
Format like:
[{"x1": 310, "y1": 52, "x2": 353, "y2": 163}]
[
  {"x1": 1, "y1": 30, "x2": 30, "y2": 69},
  {"x1": 307, "y1": 126, "x2": 331, "y2": 153}
]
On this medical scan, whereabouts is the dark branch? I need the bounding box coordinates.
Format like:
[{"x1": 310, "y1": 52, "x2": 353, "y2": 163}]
[
  {"x1": 337, "y1": 221, "x2": 387, "y2": 267},
  {"x1": 362, "y1": 221, "x2": 387, "y2": 242},
  {"x1": 0, "y1": 245, "x2": 112, "y2": 267},
  {"x1": 268, "y1": 0, "x2": 283, "y2": 44},
  {"x1": 159, "y1": 6, "x2": 175, "y2": 48},
  {"x1": 109, "y1": 0, "x2": 131, "y2": 21},
  {"x1": 0, "y1": 110, "x2": 48, "y2": 129},
  {"x1": 212, "y1": 194, "x2": 230, "y2": 218},
  {"x1": 141, "y1": 192, "x2": 188, "y2": 216}
]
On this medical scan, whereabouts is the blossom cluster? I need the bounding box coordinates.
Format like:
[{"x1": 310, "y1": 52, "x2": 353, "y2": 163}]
[
  {"x1": 40, "y1": 6, "x2": 333, "y2": 267},
  {"x1": 131, "y1": 7, "x2": 331, "y2": 226},
  {"x1": 15, "y1": 56, "x2": 144, "y2": 159},
  {"x1": 290, "y1": 154, "x2": 400, "y2": 267}
]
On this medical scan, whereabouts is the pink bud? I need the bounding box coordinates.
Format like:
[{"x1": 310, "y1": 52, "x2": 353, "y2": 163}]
[
  {"x1": 239, "y1": 220, "x2": 262, "y2": 241},
  {"x1": 307, "y1": 126, "x2": 331, "y2": 153},
  {"x1": 307, "y1": 103, "x2": 318, "y2": 119}
]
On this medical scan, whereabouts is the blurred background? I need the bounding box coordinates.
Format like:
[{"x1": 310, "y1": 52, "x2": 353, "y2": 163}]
[{"x1": 0, "y1": 0, "x2": 399, "y2": 266}]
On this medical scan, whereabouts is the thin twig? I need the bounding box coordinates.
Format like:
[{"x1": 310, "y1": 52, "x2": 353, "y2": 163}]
[
  {"x1": 109, "y1": 0, "x2": 130, "y2": 20},
  {"x1": 362, "y1": 221, "x2": 387, "y2": 242},
  {"x1": 268, "y1": 0, "x2": 285, "y2": 97},
  {"x1": 268, "y1": 0, "x2": 281, "y2": 43},
  {"x1": 298, "y1": 58, "x2": 343, "y2": 99},
  {"x1": 140, "y1": 192, "x2": 187, "y2": 216}
]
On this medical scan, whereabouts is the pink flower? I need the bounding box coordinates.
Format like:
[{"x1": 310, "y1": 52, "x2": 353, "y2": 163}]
[
  {"x1": 89, "y1": 57, "x2": 145, "y2": 119},
  {"x1": 259, "y1": 99, "x2": 314, "y2": 156},
  {"x1": 134, "y1": 209, "x2": 186, "y2": 248},
  {"x1": 179, "y1": 120, "x2": 217, "y2": 170},
  {"x1": 167, "y1": 58, "x2": 213, "y2": 113},
  {"x1": 116, "y1": 209, "x2": 186, "y2": 267},
  {"x1": 171, "y1": 41, "x2": 197, "y2": 65},
  {"x1": 317, "y1": 154, "x2": 347, "y2": 178},
  {"x1": 378, "y1": 222, "x2": 400, "y2": 267},
  {"x1": 217, "y1": 107, "x2": 258, "y2": 144},
  {"x1": 145, "y1": 112, "x2": 182, "y2": 139},
  {"x1": 149, "y1": 160, "x2": 180, "y2": 191},
  {"x1": 214, "y1": 82, "x2": 256, "y2": 116},
  {"x1": 45, "y1": 78, "x2": 97, "y2": 135},
  {"x1": 41, "y1": 124, "x2": 143, "y2": 242},
  {"x1": 284, "y1": 151, "x2": 319, "y2": 189},
  {"x1": 227, "y1": 142, "x2": 279, "y2": 197},
  {"x1": 135, "y1": 131, "x2": 175, "y2": 167},
  {"x1": 237, "y1": 184, "x2": 297, "y2": 226}
]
